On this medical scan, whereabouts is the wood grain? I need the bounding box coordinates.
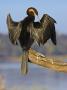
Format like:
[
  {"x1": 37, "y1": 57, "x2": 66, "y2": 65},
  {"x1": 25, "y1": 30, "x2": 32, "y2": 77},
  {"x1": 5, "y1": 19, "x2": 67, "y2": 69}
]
[{"x1": 29, "y1": 48, "x2": 67, "y2": 72}]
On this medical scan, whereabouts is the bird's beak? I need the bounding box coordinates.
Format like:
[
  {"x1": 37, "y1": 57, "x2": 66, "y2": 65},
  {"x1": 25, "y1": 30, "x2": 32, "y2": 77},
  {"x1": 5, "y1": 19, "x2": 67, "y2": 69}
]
[
  {"x1": 34, "y1": 9, "x2": 38, "y2": 16},
  {"x1": 35, "y1": 11, "x2": 38, "y2": 16}
]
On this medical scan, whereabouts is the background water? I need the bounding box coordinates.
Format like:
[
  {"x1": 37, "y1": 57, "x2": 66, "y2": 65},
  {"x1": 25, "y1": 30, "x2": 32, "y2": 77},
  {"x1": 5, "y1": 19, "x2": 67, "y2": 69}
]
[{"x1": 0, "y1": 61, "x2": 67, "y2": 90}]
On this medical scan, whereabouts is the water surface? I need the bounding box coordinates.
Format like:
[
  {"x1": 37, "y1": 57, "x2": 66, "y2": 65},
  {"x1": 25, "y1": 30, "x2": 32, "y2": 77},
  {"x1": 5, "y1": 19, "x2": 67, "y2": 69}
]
[{"x1": 0, "y1": 61, "x2": 67, "y2": 90}]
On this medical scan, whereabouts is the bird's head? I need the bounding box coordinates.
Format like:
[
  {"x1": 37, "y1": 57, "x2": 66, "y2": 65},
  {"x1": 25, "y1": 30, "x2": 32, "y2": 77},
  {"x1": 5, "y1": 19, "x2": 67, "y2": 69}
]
[{"x1": 27, "y1": 7, "x2": 38, "y2": 16}]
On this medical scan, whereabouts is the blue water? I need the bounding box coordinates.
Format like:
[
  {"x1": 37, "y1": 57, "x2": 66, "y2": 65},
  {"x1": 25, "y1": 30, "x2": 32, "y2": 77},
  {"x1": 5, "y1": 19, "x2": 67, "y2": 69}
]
[{"x1": 0, "y1": 62, "x2": 67, "y2": 90}]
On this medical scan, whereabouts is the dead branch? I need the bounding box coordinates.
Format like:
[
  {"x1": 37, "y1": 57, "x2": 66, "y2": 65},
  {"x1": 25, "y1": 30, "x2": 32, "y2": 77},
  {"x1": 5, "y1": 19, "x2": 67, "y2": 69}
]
[{"x1": 29, "y1": 48, "x2": 67, "y2": 72}]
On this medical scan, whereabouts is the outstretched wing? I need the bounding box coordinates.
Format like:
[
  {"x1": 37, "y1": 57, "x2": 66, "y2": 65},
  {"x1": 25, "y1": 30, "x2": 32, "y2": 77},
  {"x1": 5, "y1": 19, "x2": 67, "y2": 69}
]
[
  {"x1": 40, "y1": 14, "x2": 57, "y2": 45},
  {"x1": 27, "y1": 14, "x2": 57, "y2": 46},
  {"x1": 6, "y1": 14, "x2": 22, "y2": 45}
]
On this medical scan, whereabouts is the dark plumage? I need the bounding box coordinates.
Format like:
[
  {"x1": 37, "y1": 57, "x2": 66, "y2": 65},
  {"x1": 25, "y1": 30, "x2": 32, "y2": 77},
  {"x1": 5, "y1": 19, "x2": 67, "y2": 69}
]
[
  {"x1": 28, "y1": 14, "x2": 56, "y2": 46},
  {"x1": 7, "y1": 7, "x2": 38, "y2": 74},
  {"x1": 6, "y1": 7, "x2": 57, "y2": 74}
]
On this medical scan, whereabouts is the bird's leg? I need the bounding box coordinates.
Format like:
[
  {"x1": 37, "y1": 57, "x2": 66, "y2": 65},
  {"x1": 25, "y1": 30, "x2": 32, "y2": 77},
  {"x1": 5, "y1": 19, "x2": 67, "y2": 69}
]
[{"x1": 21, "y1": 50, "x2": 29, "y2": 75}]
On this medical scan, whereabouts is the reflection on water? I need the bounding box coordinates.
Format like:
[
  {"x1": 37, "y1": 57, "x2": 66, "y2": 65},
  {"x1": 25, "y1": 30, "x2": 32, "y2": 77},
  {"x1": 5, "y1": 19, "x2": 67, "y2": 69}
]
[{"x1": 0, "y1": 61, "x2": 67, "y2": 90}]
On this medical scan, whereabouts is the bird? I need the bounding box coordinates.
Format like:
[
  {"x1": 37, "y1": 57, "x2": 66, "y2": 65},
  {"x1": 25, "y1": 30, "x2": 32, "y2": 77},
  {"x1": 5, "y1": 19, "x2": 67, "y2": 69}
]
[
  {"x1": 6, "y1": 7, "x2": 38, "y2": 74},
  {"x1": 6, "y1": 7, "x2": 57, "y2": 75}
]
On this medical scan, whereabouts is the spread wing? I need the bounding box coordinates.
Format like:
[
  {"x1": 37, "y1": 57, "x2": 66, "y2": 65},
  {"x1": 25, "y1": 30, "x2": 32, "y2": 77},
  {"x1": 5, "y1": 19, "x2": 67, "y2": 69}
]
[
  {"x1": 28, "y1": 14, "x2": 57, "y2": 46},
  {"x1": 6, "y1": 14, "x2": 22, "y2": 45},
  {"x1": 40, "y1": 14, "x2": 57, "y2": 45}
]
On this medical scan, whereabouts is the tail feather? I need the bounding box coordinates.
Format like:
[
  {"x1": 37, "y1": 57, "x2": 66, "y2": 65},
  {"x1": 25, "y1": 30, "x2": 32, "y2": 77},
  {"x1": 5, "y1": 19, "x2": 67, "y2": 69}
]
[{"x1": 21, "y1": 51, "x2": 28, "y2": 75}]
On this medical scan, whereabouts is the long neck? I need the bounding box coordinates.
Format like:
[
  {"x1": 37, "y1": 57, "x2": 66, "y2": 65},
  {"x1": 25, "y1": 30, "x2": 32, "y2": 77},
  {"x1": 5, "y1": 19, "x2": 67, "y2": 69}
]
[
  {"x1": 23, "y1": 15, "x2": 35, "y2": 25},
  {"x1": 28, "y1": 15, "x2": 35, "y2": 22}
]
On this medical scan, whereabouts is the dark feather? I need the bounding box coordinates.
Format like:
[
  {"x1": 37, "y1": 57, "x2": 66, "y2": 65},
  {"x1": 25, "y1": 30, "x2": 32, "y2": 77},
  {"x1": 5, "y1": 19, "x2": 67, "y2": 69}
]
[
  {"x1": 6, "y1": 14, "x2": 35, "y2": 75},
  {"x1": 6, "y1": 14, "x2": 22, "y2": 45},
  {"x1": 28, "y1": 14, "x2": 57, "y2": 45}
]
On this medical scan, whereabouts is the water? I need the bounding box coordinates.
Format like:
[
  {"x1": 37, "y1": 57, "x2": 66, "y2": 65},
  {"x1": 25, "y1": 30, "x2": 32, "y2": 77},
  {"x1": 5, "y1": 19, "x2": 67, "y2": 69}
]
[{"x1": 0, "y1": 61, "x2": 67, "y2": 90}]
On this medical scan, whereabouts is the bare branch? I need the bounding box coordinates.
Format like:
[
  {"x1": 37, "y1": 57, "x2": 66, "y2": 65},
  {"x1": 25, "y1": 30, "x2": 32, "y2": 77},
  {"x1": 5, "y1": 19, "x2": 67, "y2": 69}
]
[{"x1": 29, "y1": 48, "x2": 67, "y2": 72}]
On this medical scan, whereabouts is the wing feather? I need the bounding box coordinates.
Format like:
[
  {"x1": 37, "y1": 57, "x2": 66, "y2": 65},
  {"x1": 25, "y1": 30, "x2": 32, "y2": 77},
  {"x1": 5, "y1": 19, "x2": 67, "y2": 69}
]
[
  {"x1": 40, "y1": 14, "x2": 57, "y2": 45},
  {"x1": 27, "y1": 14, "x2": 57, "y2": 46},
  {"x1": 6, "y1": 14, "x2": 22, "y2": 45}
]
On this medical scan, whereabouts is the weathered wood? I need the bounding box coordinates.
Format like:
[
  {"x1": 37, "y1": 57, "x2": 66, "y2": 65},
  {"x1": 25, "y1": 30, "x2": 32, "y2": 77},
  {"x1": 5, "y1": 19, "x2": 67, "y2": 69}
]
[{"x1": 29, "y1": 48, "x2": 67, "y2": 72}]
